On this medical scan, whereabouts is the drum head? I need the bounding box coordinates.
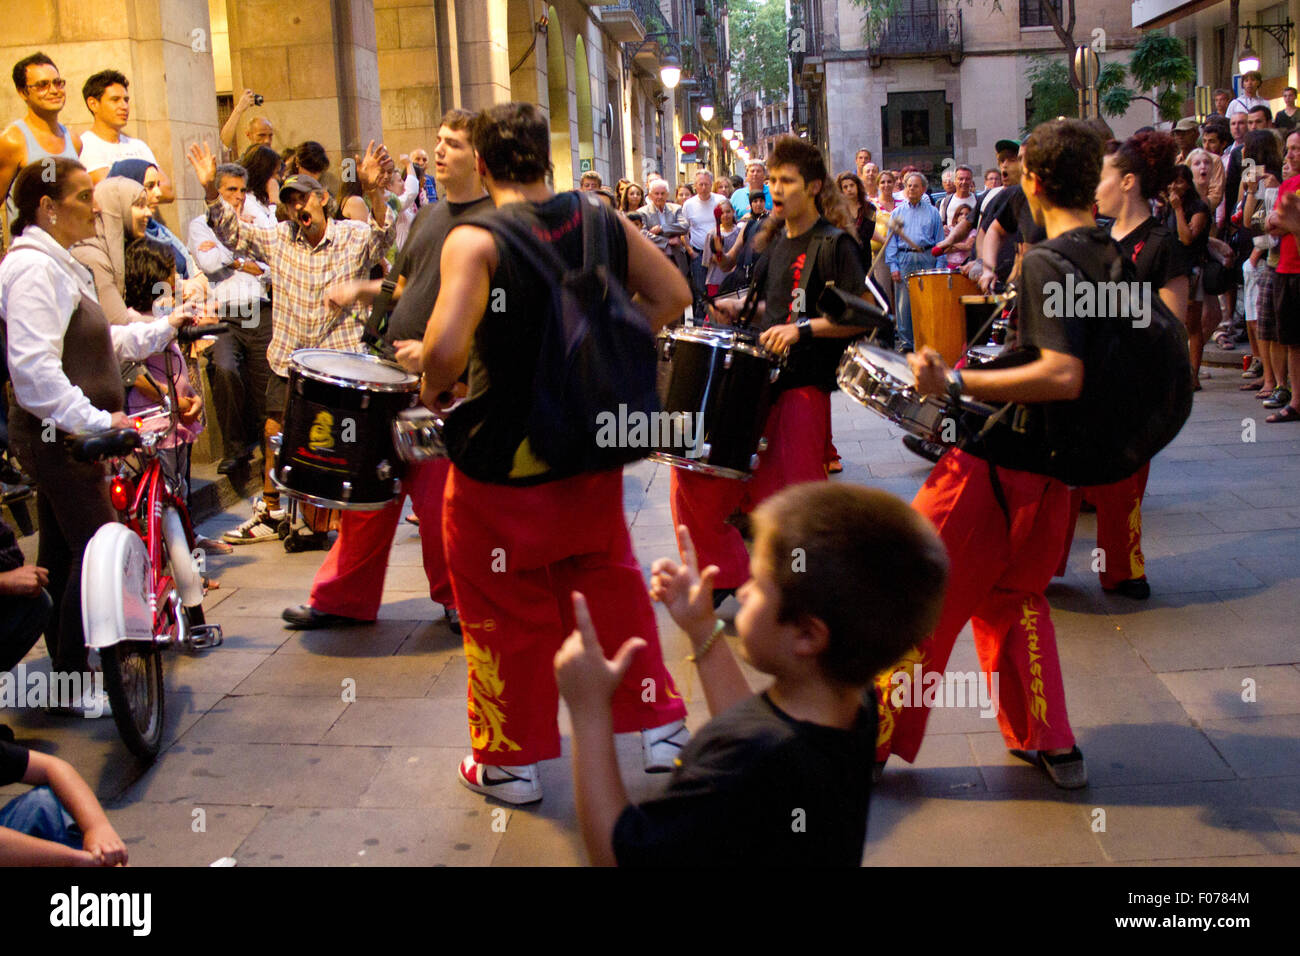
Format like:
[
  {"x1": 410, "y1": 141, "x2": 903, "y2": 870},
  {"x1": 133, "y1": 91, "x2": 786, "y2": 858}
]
[
  {"x1": 664, "y1": 325, "x2": 775, "y2": 361},
  {"x1": 292, "y1": 349, "x2": 417, "y2": 389},
  {"x1": 852, "y1": 342, "x2": 915, "y2": 387}
]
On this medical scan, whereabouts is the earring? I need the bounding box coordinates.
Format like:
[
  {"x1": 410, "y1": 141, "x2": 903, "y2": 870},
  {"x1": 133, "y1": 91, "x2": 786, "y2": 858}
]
[{"x1": 49, "y1": 213, "x2": 57, "y2": 225}]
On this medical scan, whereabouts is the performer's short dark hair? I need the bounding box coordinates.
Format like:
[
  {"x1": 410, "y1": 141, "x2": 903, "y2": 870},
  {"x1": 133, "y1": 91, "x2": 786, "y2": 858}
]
[
  {"x1": 472, "y1": 102, "x2": 552, "y2": 184},
  {"x1": 1022, "y1": 118, "x2": 1104, "y2": 212}
]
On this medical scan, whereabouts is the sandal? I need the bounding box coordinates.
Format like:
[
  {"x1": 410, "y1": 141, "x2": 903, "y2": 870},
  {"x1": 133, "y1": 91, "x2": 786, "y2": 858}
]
[
  {"x1": 1266, "y1": 405, "x2": 1300, "y2": 423},
  {"x1": 1239, "y1": 380, "x2": 1264, "y2": 390}
]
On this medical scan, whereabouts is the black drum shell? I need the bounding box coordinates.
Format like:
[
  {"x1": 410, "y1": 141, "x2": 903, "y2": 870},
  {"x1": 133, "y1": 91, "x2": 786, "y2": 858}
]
[
  {"x1": 653, "y1": 328, "x2": 778, "y2": 479},
  {"x1": 277, "y1": 364, "x2": 416, "y2": 507}
]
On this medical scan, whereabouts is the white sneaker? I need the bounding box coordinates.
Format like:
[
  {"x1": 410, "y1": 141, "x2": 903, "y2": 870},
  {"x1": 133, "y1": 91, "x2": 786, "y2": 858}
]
[
  {"x1": 223, "y1": 498, "x2": 285, "y2": 545},
  {"x1": 642, "y1": 718, "x2": 689, "y2": 773},
  {"x1": 457, "y1": 756, "x2": 542, "y2": 805}
]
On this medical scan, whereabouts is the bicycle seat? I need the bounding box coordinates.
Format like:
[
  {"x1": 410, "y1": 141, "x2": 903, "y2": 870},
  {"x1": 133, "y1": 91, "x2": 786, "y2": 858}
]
[{"x1": 68, "y1": 428, "x2": 143, "y2": 463}]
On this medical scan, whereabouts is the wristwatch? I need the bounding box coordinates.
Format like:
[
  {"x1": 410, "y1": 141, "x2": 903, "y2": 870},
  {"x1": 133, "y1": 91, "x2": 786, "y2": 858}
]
[
  {"x1": 797, "y1": 317, "x2": 813, "y2": 342},
  {"x1": 946, "y1": 368, "x2": 964, "y2": 403}
]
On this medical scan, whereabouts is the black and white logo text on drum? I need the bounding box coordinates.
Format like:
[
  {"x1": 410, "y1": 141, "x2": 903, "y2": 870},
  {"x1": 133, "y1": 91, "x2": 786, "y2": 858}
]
[
  {"x1": 595, "y1": 405, "x2": 703, "y2": 458},
  {"x1": 1042, "y1": 274, "x2": 1152, "y2": 328}
]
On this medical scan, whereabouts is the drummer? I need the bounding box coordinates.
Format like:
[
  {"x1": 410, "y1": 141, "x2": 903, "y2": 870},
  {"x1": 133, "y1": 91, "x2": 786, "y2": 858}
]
[
  {"x1": 186, "y1": 138, "x2": 396, "y2": 550},
  {"x1": 672, "y1": 136, "x2": 870, "y2": 607},
  {"x1": 281, "y1": 109, "x2": 491, "y2": 633},
  {"x1": 885, "y1": 172, "x2": 944, "y2": 352}
]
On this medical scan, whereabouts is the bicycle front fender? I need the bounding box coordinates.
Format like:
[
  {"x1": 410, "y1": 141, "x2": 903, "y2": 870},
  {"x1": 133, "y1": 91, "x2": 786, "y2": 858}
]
[{"x1": 81, "y1": 522, "x2": 153, "y2": 650}]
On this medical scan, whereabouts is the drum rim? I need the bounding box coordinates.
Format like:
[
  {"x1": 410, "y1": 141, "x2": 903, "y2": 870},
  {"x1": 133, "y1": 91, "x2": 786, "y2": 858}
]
[
  {"x1": 648, "y1": 451, "x2": 753, "y2": 482},
  {"x1": 908, "y1": 268, "x2": 968, "y2": 277},
  {"x1": 661, "y1": 326, "x2": 778, "y2": 362},
  {"x1": 269, "y1": 473, "x2": 395, "y2": 512},
  {"x1": 290, "y1": 348, "x2": 419, "y2": 393},
  {"x1": 843, "y1": 341, "x2": 916, "y2": 388}
]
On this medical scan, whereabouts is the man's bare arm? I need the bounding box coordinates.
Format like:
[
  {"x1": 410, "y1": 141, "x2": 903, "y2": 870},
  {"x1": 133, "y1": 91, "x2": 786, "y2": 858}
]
[
  {"x1": 420, "y1": 226, "x2": 495, "y2": 402},
  {"x1": 0, "y1": 129, "x2": 24, "y2": 205},
  {"x1": 622, "y1": 215, "x2": 692, "y2": 332}
]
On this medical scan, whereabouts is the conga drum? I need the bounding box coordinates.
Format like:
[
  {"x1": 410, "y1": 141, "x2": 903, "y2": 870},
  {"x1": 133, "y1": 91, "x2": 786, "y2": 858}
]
[{"x1": 907, "y1": 269, "x2": 979, "y2": 366}]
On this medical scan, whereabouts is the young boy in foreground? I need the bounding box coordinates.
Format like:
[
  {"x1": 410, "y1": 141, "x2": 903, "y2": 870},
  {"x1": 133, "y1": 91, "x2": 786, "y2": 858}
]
[
  {"x1": 555, "y1": 482, "x2": 949, "y2": 866},
  {"x1": 0, "y1": 740, "x2": 128, "y2": 866}
]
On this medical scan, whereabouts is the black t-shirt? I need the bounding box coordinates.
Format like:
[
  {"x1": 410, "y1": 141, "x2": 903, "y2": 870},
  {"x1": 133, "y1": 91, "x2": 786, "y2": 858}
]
[
  {"x1": 1114, "y1": 216, "x2": 1187, "y2": 287},
  {"x1": 449, "y1": 192, "x2": 630, "y2": 485},
  {"x1": 752, "y1": 218, "x2": 868, "y2": 392},
  {"x1": 959, "y1": 226, "x2": 1114, "y2": 472},
  {"x1": 989, "y1": 185, "x2": 1047, "y2": 281},
  {"x1": 612, "y1": 692, "x2": 877, "y2": 867},
  {"x1": 385, "y1": 194, "x2": 493, "y2": 343},
  {"x1": 1276, "y1": 110, "x2": 1298, "y2": 132},
  {"x1": 1163, "y1": 193, "x2": 1211, "y2": 271},
  {"x1": 0, "y1": 740, "x2": 29, "y2": 786}
]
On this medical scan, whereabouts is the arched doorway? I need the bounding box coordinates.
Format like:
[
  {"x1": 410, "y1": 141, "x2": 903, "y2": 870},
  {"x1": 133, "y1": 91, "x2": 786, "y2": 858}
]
[
  {"x1": 545, "y1": 5, "x2": 572, "y2": 189},
  {"x1": 574, "y1": 36, "x2": 595, "y2": 181}
]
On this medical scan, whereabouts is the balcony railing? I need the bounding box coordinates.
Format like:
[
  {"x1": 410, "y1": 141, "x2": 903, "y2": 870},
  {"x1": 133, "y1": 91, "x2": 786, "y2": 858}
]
[
  {"x1": 790, "y1": 0, "x2": 825, "y2": 78},
  {"x1": 600, "y1": 0, "x2": 658, "y2": 43},
  {"x1": 867, "y1": 9, "x2": 964, "y2": 66}
]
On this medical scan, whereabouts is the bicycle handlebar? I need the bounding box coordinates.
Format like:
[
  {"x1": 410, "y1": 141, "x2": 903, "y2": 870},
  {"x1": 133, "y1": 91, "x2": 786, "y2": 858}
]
[
  {"x1": 177, "y1": 322, "x2": 232, "y2": 346},
  {"x1": 68, "y1": 428, "x2": 143, "y2": 463}
]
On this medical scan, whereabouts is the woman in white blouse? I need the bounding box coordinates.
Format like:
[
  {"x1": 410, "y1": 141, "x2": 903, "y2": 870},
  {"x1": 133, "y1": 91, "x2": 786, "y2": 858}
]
[{"x1": 0, "y1": 158, "x2": 191, "y2": 707}]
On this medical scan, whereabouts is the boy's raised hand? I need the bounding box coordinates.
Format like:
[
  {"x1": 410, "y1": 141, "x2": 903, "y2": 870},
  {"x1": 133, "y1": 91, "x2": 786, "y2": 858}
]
[
  {"x1": 554, "y1": 592, "x2": 645, "y2": 718},
  {"x1": 649, "y1": 525, "x2": 719, "y2": 638}
]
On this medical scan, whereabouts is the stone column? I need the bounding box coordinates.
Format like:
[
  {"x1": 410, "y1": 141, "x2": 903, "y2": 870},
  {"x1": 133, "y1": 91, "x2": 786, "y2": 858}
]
[
  {"x1": 376, "y1": 0, "x2": 442, "y2": 160},
  {"x1": 452, "y1": 0, "x2": 511, "y2": 112},
  {"x1": 0, "y1": 0, "x2": 221, "y2": 233},
  {"x1": 226, "y1": 0, "x2": 381, "y2": 174}
]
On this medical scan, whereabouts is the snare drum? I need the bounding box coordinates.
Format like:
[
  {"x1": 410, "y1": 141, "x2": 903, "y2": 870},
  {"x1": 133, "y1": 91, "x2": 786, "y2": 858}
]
[
  {"x1": 391, "y1": 407, "x2": 450, "y2": 463},
  {"x1": 836, "y1": 342, "x2": 1006, "y2": 447},
  {"x1": 908, "y1": 269, "x2": 980, "y2": 366},
  {"x1": 649, "y1": 326, "x2": 781, "y2": 480},
  {"x1": 273, "y1": 349, "x2": 418, "y2": 510}
]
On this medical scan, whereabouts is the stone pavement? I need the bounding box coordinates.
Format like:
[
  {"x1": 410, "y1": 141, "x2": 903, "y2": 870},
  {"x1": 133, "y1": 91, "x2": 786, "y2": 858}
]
[{"x1": 3, "y1": 365, "x2": 1299, "y2": 866}]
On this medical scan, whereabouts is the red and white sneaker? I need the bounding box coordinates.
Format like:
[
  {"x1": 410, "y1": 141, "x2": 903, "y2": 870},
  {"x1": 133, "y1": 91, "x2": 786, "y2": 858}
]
[
  {"x1": 642, "y1": 718, "x2": 690, "y2": 773},
  {"x1": 457, "y1": 756, "x2": 542, "y2": 805}
]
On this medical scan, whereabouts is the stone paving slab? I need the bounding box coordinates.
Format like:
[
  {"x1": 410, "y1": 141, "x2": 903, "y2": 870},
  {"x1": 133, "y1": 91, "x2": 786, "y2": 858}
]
[{"x1": 4, "y1": 374, "x2": 1298, "y2": 866}]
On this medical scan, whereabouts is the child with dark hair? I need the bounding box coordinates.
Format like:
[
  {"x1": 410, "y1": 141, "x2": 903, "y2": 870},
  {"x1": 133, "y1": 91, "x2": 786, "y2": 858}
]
[
  {"x1": 555, "y1": 482, "x2": 949, "y2": 866},
  {"x1": 122, "y1": 237, "x2": 204, "y2": 497}
]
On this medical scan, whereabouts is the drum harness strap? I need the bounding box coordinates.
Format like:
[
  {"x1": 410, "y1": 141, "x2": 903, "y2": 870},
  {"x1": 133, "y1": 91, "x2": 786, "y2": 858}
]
[
  {"x1": 734, "y1": 224, "x2": 835, "y2": 332},
  {"x1": 947, "y1": 287, "x2": 1022, "y2": 531}
]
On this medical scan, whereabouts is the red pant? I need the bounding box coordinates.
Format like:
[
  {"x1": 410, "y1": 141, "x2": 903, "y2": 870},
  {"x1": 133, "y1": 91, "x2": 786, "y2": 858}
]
[
  {"x1": 309, "y1": 459, "x2": 454, "y2": 619},
  {"x1": 670, "y1": 386, "x2": 830, "y2": 588},
  {"x1": 876, "y1": 449, "x2": 1077, "y2": 762},
  {"x1": 443, "y1": 466, "x2": 687, "y2": 766},
  {"x1": 1055, "y1": 463, "x2": 1149, "y2": 589}
]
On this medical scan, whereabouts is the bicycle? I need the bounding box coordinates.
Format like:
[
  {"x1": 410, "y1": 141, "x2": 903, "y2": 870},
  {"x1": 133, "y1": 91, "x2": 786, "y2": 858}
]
[{"x1": 72, "y1": 323, "x2": 229, "y2": 761}]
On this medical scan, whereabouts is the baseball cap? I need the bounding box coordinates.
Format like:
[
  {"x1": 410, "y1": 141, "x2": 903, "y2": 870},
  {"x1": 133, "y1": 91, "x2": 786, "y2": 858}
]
[
  {"x1": 279, "y1": 174, "x2": 324, "y2": 200},
  {"x1": 995, "y1": 138, "x2": 1021, "y2": 156},
  {"x1": 1174, "y1": 116, "x2": 1200, "y2": 132}
]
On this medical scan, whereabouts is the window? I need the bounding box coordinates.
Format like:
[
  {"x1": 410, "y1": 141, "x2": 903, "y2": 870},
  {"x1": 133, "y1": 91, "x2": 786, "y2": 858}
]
[{"x1": 1020, "y1": 0, "x2": 1063, "y2": 29}]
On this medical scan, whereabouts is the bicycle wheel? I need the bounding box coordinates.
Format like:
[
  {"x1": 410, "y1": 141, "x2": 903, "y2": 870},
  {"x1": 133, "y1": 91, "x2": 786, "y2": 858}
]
[{"x1": 101, "y1": 641, "x2": 165, "y2": 762}]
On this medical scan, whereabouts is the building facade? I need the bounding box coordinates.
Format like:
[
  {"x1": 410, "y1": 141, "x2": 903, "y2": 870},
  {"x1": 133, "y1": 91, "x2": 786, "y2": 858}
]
[
  {"x1": 0, "y1": 0, "x2": 708, "y2": 234},
  {"x1": 796, "y1": 0, "x2": 1155, "y2": 183},
  {"x1": 1134, "y1": 0, "x2": 1300, "y2": 109}
]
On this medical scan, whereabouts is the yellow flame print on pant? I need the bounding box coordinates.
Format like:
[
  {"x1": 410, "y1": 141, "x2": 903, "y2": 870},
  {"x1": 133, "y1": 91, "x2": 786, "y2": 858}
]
[
  {"x1": 1021, "y1": 600, "x2": 1050, "y2": 727},
  {"x1": 464, "y1": 632, "x2": 522, "y2": 753},
  {"x1": 1126, "y1": 499, "x2": 1145, "y2": 579},
  {"x1": 874, "y1": 645, "x2": 926, "y2": 749}
]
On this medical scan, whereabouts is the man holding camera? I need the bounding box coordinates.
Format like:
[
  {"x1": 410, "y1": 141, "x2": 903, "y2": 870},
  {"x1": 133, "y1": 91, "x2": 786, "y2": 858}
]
[{"x1": 220, "y1": 88, "x2": 274, "y2": 158}]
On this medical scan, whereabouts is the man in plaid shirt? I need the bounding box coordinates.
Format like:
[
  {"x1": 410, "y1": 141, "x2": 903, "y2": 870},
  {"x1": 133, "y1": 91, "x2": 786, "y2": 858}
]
[{"x1": 187, "y1": 139, "x2": 396, "y2": 547}]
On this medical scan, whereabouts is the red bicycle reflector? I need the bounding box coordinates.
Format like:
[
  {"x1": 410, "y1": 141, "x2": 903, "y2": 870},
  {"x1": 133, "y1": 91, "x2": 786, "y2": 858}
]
[
  {"x1": 132, "y1": 418, "x2": 143, "y2": 430},
  {"x1": 110, "y1": 477, "x2": 133, "y2": 512}
]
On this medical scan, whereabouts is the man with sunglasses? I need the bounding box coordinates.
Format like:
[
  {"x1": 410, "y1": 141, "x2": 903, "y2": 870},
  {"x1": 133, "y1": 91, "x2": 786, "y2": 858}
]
[{"x1": 0, "y1": 53, "x2": 81, "y2": 234}]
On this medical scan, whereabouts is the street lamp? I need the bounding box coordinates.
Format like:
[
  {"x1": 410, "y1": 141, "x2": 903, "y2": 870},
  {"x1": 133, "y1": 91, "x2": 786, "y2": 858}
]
[
  {"x1": 1239, "y1": 36, "x2": 1261, "y2": 74},
  {"x1": 660, "y1": 53, "x2": 682, "y2": 90},
  {"x1": 699, "y1": 100, "x2": 715, "y2": 122},
  {"x1": 722, "y1": 126, "x2": 734, "y2": 141}
]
